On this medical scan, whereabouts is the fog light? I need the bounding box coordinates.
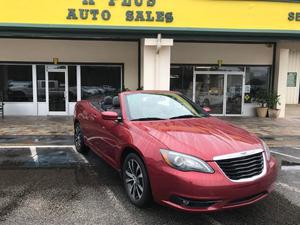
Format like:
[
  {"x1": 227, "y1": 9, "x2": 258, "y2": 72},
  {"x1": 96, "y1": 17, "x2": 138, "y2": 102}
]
[{"x1": 170, "y1": 195, "x2": 220, "y2": 208}]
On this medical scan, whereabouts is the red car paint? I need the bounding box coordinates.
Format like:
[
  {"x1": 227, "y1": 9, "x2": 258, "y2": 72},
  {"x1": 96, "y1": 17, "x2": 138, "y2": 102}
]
[{"x1": 74, "y1": 90, "x2": 277, "y2": 212}]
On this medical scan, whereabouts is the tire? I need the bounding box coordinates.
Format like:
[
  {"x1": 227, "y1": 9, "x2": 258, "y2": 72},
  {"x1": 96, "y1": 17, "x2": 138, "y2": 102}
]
[
  {"x1": 74, "y1": 123, "x2": 88, "y2": 154},
  {"x1": 122, "y1": 153, "x2": 152, "y2": 208}
]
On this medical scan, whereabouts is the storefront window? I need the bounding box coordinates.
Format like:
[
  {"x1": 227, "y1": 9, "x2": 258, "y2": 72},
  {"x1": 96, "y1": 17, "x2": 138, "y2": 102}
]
[
  {"x1": 245, "y1": 66, "x2": 271, "y2": 103},
  {"x1": 81, "y1": 65, "x2": 122, "y2": 100},
  {"x1": 170, "y1": 65, "x2": 193, "y2": 99},
  {"x1": 68, "y1": 66, "x2": 77, "y2": 102},
  {"x1": 0, "y1": 65, "x2": 33, "y2": 102},
  {"x1": 37, "y1": 65, "x2": 46, "y2": 102}
]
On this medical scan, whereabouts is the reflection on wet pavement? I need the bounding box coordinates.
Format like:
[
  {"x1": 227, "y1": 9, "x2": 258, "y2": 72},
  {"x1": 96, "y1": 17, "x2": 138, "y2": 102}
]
[{"x1": 0, "y1": 147, "x2": 87, "y2": 168}]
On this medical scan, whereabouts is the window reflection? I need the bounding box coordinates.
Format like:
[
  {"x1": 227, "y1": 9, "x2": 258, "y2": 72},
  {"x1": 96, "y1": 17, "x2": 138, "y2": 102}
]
[
  {"x1": 68, "y1": 66, "x2": 77, "y2": 102},
  {"x1": 196, "y1": 74, "x2": 224, "y2": 114},
  {"x1": 81, "y1": 65, "x2": 122, "y2": 100},
  {"x1": 171, "y1": 65, "x2": 271, "y2": 106},
  {"x1": 170, "y1": 65, "x2": 193, "y2": 99},
  {"x1": 37, "y1": 65, "x2": 46, "y2": 102},
  {"x1": 245, "y1": 66, "x2": 271, "y2": 103},
  {"x1": 0, "y1": 65, "x2": 33, "y2": 102}
]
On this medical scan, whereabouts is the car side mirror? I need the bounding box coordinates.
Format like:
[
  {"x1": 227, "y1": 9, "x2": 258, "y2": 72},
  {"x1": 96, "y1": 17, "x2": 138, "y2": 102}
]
[
  {"x1": 102, "y1": 111, "x2": 118, "y2": 121},
  {"x1": 203, "y1": 107, "x2": 211, "y2": 113}
]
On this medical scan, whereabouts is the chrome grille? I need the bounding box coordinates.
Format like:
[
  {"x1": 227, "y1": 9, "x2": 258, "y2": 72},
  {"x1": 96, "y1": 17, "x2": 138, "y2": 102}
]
[{"x1": 215, "y1": 152, "x2": 264, "y2": 181}]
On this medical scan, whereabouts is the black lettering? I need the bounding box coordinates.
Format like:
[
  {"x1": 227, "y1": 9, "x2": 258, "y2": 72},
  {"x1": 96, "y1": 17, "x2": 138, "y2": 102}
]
[
  {"x1": 79, "y1": 9, "x2": 89, "y2": 20},
  {"x1": 126, "y1": 10, "x2": 134, "y2": 21},
  {"x1": 147, "y1": 0, "x2": 156, "y2": 7},
  {"x1": 122, "y1": 0, "x2": 131, "y2": 6},
  {"x1": 135, "y1": 11, "x2": 145, "y2": 21},
  {"x1": 156, "y1": 11, "x2": 164, "y2": 22},
  {"x1": 82, "y1": 0, "x2": 95, "y2": 5},
  {"x1": 146, "y1": 11, "x2": 154, "y2": 22},
  {"x1": 135, "y1": 0, "x2": 143, "y2": 6},
  {"x1": 288, "y1": 12, "x2": 295, "y2": 21},
  {"x1": 90, "y1": 9, "x2": 99, "y2": 20},
  {"x1": 101, "y1": 10, "x2": 111, "y2": 20},
  {"x1": 296, "y1": 12, "x2": 300, "y2": 21},
  {"x1": 66, "y1": 8, "x2": 78, "y2": 20},
  {"x1": 165, "y1": 12, "x2": 174, "y2": 23},
  {"x1": 108, "y1": 0, "x2": 116, "y2": 6}
]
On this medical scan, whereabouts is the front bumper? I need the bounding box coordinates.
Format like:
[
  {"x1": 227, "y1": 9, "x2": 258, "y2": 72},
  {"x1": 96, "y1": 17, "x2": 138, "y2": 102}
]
[{"x1": 149, "y1": 156, "x2": 277, "y2": 212}]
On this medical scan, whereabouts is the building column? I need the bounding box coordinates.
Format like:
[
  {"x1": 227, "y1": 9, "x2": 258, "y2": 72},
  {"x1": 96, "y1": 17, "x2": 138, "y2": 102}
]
[
  {"x1": 274, "y1": 48, "x2": 289, "y2": 118},
  {"x1": 141, "y1": 35, "x2": 173, "y2": 90}
]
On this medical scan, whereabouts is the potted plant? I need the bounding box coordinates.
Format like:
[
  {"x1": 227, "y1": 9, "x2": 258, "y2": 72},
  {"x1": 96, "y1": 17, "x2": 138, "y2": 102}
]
[
  {"x1": 254, "y1": 91, "x2": 268, "y2": 118},
  {"x1": 266, "y1": 92, "x2": 281, "y2": 119}
]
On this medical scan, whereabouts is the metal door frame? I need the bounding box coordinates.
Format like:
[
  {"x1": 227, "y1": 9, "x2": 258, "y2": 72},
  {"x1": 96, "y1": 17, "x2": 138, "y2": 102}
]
[
  {"x1": 193, "y1": 69, "x2": 245, "y2": 116},
  {"x1": 46, "y1": 65, "x2": 69, "y2": 116}
]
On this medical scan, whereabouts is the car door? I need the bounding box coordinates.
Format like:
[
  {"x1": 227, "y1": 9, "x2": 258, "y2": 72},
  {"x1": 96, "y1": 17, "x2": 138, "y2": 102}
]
[
  {"x1": 92, "y1": 96, "x2": 126, "y2": 167},
  {"x1": 97, "y1": 118, "x2": 125, "y2": 165},
  {"x1": 86, "y1": 103, "x2": 106, "y2": 152}
]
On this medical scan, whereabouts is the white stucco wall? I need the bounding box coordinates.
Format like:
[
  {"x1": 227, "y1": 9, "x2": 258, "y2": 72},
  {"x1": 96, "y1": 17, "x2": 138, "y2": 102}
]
[
  {"x1": 141, "y1": 38, "x2": 173, "y2": 90},
  {"x1": 0, "y1": 38, "x2": 139, "y2": 90},
  {"x1": 274, "y1": 48, "x2": 289, "y2": 118},
  {"x1": 171, "y1": 43, "x2": 274, "y2": 65},
  {"x1": 276, "y1": 41, "x2": 300, "y2": 105},
  {"x1": 286, "y1": 50, "x2": 300, "y2": 104}
]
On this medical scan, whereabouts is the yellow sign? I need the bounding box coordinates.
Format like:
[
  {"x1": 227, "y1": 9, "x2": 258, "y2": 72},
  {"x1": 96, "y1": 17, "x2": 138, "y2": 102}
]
[{"x1": 1, "y1": 0, "x2": 300, "y2": 32}]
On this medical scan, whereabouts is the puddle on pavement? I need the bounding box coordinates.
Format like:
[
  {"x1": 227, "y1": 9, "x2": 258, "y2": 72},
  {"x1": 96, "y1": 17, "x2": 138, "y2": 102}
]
[
  {"x1": 0, "y1": 135, "x2": 73, "y2": 145},
  {"x1": 0, "y1": 147, "x2": 87, "y2": 168},
  {"x1": 36, "y1": 147, "x2": 86, "y2": 167},
  {"x1": 0, "y1": 148, "x2": 35, "y2": 167}
]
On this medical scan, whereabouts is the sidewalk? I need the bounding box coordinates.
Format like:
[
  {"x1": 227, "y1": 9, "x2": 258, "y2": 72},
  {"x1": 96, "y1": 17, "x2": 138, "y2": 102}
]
[
  {"x1": 0, "y1": 116, "x2": 300, "y2": 147},
  {"x1": 220, "y1": 117, "x2": 300, "y2": 147}
]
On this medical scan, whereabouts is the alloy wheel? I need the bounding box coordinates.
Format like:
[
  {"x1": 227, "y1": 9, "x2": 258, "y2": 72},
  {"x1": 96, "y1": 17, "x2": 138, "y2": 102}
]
[{"x1": 125, "y1": 159, "x2": 144, "y2": 201}]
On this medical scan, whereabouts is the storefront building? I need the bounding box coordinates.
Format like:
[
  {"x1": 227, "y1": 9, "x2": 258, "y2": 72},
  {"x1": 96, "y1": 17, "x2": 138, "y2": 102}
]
[{"x1": 1, "y1": 0, "x2": 300, "y2": 117}]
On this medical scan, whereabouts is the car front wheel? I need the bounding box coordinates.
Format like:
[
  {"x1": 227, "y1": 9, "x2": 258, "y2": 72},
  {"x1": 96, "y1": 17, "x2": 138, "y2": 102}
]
[{"x1": 122, "y1": 153, "x2": 151, "y2": 207}]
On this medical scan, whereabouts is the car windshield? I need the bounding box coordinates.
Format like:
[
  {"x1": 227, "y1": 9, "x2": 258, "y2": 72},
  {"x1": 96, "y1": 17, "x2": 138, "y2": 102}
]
[{"x1": 125, "y1": 93, "x2": 207, "y2": 121}]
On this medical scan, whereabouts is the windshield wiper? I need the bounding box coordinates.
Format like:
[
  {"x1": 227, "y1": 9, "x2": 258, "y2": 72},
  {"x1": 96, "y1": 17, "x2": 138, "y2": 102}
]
[
  {"x1": 131, "y1": 117, "x2": 167, "y2": 121},
  {"x1": 169, "y1": 115, "x2": 201, "y2": 120}
]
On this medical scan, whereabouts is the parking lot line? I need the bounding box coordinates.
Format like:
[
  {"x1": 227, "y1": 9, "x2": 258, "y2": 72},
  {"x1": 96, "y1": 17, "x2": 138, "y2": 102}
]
[
  {"x1": 29, "y1": 146, "x2": 39, "y2": 166},
  {"x1": 0, "y1": 145, "x2": 76, "y2": 149},
  {"x1": 271, "y1": 150, "x2": 300, "y2": 161},
  {"x1": 276, "y1": 182, "x2": 300, "y2": 194},
  {"x1": 281, "y1": 166, "x2": 300, "y2": 171}
]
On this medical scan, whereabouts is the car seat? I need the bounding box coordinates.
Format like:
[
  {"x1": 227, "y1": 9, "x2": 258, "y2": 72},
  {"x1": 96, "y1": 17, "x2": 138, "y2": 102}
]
[
  {"x1": 101, "y1": 96, "x2": 113, "y2": 111},
  {"x1": 112, "y1": 96, "x2": 121, "y2": 116}
]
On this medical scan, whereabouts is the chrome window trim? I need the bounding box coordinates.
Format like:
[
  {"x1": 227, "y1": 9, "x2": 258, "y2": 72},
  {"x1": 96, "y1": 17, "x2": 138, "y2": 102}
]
[{"x1": 214, "y1": 149, "x2": 266, "y2": 183}]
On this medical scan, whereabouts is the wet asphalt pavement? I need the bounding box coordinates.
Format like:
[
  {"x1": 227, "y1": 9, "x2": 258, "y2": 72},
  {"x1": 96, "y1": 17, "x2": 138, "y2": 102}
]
[{"x1": 0, "y1": 147, "x2": 300, "y2": 225}]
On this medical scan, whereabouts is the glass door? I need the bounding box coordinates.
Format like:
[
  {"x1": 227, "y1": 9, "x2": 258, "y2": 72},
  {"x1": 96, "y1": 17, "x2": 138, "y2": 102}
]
[
  {"x1": 46, "y1": 66, "x2": 68, "y2": 115},
  {"x1": 193, "y1": 71, "x2": 245, "y2": 116},
  {"x1": 194, "y1": 73, "x2": 225, "y2": 115},
  {"x1": 226, "y1": 74, "x2": 244, "y2": 115}
]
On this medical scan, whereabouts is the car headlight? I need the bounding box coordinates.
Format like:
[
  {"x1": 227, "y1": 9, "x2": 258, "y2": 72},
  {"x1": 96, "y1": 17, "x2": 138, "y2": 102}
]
[
  {"x1": 261, "y1": 140, "x2": 271, "y2": 161},
  {"x1": 160, "y1": 149, "x2": 214, "y2": 173}
]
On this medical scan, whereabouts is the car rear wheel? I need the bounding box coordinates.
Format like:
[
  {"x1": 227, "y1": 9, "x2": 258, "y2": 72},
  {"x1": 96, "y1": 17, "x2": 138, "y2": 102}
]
[
  {"x1": 74, "y1": 123, "x2": 88, "y2": 154},
  {"x1": 122, "y1": 153, "x2": 151, "y2": 207}
]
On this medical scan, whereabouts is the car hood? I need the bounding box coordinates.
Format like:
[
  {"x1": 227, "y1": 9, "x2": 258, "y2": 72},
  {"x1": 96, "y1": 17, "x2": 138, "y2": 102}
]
[{"x1": 131, "y1": 117, "x2": 262, "y2": 161}]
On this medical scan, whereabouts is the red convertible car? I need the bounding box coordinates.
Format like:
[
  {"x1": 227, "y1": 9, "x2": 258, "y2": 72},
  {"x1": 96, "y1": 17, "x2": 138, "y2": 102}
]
[{"x1": 74, "y1": 91, "x2": 277, "y2": 212}]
